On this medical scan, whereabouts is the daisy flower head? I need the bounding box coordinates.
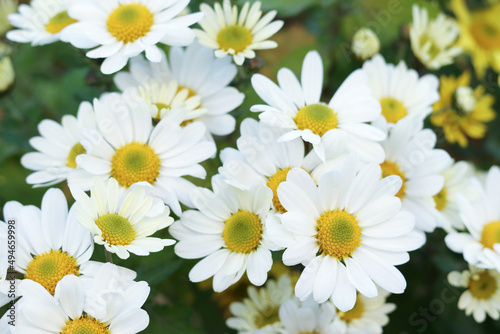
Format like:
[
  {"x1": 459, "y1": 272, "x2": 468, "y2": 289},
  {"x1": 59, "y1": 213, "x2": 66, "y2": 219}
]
[
  {"x1": 6, "y1": 0, "x2": 75, "y2": 46},
  {"x1": 71, "y1": 177, "x2": 174, "y2": 260},
  {"x1": 194, "y1": 0, "x2": 284, "y2": 65},
  {"x1": 332, "y1": 288, "x2": 396, "y2": 334},
  {"x1": 226, "y1": 274, "x2": 294, "y2": 333},
  {"x1": 17, "y1": 263, "x2": 150, "y2": 333},
  {"x1": 129, "y1": 78, "x2": 206, "y2": 127},
  {"x1": 380, "y1": 116, "x2": 452, "y2": 233},
  {"x1": 219, "y1": 118, "x2": 348, "y2": 214},
  {"x1": 67, "y1": 92, "x2": 216, "y2": 216},
  {"x1": 114, "y1": 41, "x2": 244, "y2": 136},
  {"x1": 351, "y1": 27, "x2": 380, "y2": 61},
  {"x1": 169, "y1": 175, "x2": 277, "y2": 292},
  {"x1": 445, "y1": 166, "x2": 500, "y2": 271},
  {"x1": 0, "y1": 188, "x2": 94, "y2": 298},
  {"x1": 362, "y1": 54, "x2": 439, "y2": 127},
  {"x1": 261, "y1": 297, "x2": 337, "y2": 334},
  {"x1": 21, "y1": 101, "x2": 95, "y2": 187},
  {"x1": 410, "y1": 4, "x2": 462, "y2": 70},
  {"x1": 451, "y1": 0, "x2": 500, "y2": 77},
  {"x1": 60, "y1": 0, "x2": 203, "y2": 74},
  {"x1": 448, "y1": 265, "x2": 500, "y2": 323},
  {"x1": 251, "y1": 51, "x2": 386, "y2": 163},
  {"x1": 435, "y1": 160, "x2": 475, "y2": 232},
  {"x1": 269, "y1": 154, "x2": 424, "y2": 311},
  {"x1": 431, "y1": 71, "x2": 496, "y2": 148}
]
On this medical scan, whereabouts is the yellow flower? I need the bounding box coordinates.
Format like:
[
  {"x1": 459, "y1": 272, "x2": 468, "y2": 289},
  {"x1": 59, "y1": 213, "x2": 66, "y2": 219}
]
[
  {"x1": 431, "y1": 71, "x2": 495, "y2": 148},
  {"x1": 451, "y1": 0, "x2": 500, "y2": 77}
]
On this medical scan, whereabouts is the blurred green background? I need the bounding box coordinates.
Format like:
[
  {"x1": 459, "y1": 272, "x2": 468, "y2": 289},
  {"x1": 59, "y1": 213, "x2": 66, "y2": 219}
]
[{"x1": 1, "y1": 0, "x2": 500, "y2": 332}]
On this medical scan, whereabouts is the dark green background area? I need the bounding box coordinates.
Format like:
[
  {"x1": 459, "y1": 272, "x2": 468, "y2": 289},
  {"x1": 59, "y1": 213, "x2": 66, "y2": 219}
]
[{"x1": 1, "y1": 0, "x2": 500, "y2": 332}]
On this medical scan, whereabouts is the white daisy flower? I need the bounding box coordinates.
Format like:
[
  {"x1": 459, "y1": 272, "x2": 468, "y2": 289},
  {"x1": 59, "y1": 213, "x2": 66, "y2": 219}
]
[
  {"x1": 262, "y1": 297, "x2": 338, "y2": 334},
  {"x1": 226, "y1": 274, "x2": 293, "y2": 333},
  {"x1": 6, "y1": 0, "x2": 75, "y2": 46},
  {"x1": 169, "y1": 175, "x2": 277, "y2": 292},
  {"x1": 351, "y1": 27, "x2": 380, "y2": 61},
  {"x1": 0, "y1": 219, "x2": 12, "y2": 309},
  {"x1": 362, "y1": 54, "x2": 439, "y2": 126},
  {"x1": 17, "y1": 264, "x2": 150, "y2": 333},
  {"x1": 251, "y1": 50, "x2": 385, "y2": 163},
  {"x1": 448, "y1": 265, "x2": 500, "y2": 323},
  {"x1": 269, "y1": 155, "x2": 424, "y2": 311},
  {"x1": 60, "y1": 0, "x2": 203, "y2": 74},
  {"x1": 380, "y1": 117, "x2": 452, "y2": 234},
  {"x1": 445, "y1": 166, "x2": 500, "y2": 271},
  {"x1": 0, "y1": 188, "x2": 94, "y2": 298},
  {"x1": 410, "y1": 4, "x2": 462, "y2": 70},
  {"x1": 126, "y1": 77, "x2": 206, "y2": 126},
  {"x1": 1, "y1": 307, "x2": 14, "y2": 334},
  {"x1": 71, "y1": 177, "x2": 175, "y2": 260},
  {"x1": 67, "y1": 92, "x2": 216, "y2": 216},
  {"x1": 435, "y1": 160, "x2": 475, "y2": 232},
  {"x1": 114, "y1": 41, "x2": 244, "y2": 136},
  {"x1": 194, "y1": 0, "x2": 284, "y2": 65},
  {"x1": 21, "y1": 101, "x2": 95, "y2": 187},
  {"x1": 219, "y1": 118, "x2": 348, "y2": 213},
  {"x1": 333, "y1": 288, "x2": 396, "y2": 334}
]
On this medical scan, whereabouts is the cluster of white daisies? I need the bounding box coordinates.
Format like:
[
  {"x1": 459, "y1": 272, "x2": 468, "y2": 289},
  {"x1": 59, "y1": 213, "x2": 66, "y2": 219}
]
[{"x1": 1, "y1": 0, "x2": 500, "y2": 333}]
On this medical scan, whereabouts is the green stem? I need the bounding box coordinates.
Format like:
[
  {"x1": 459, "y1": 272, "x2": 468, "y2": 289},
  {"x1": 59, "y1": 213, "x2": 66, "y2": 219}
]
[{"x1": 104, "y1": 249, "x2": 113, "y2": 263}]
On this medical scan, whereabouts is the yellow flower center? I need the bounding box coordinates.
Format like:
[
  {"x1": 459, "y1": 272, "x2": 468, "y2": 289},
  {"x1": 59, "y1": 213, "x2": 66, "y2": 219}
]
[
  {"x1": 61, "y1": 315, "x2": 110, "y2": 334},
  {"x1": 418, "y1": 34, "x2": 441, "y2": 59},
  {"x1": 144, "y1": 83, "x2": 199, "y2": 122},
  {"x1": 107, "y1": 4, "x2": 154, "y2": 43},
  {"x1": 380, "y1": 97, "x2": 407, "y2": 124},
  {"x1": 316, "y1": 210, "x2": 362, "y2": 260},
  {"x1": 380, "y1": 161, "x2": 406, "y2": 199},
  {"x1": 222, "y1": 210, "x2": 262, "y2": 253},
  {"x1": 25, "y1": 250, "x2": 80, "y2": 295},
  {"x1": 470, "y1": 12, "x2": 500, "y2": 50},
  {"x1": 254, "y1": 305, "x2": 280, "y2": 328},
  {"x1": 338, "y1": 295, "x2": 364, "y2": 322},
  {"x1": 155, "y1": 102, "x2": 170, "y2": 111},
  {"x1": 95, "y1": 213, "x2": 136, "y2": 246},
  {"x1": 294, "y1": 104, "x2": 338, "y2": 137},
  {"x1": 154, "y1": 102, "x2": 170, "y2": 121},
  {"x1": 111, "y1": 142, "x2": 161, "y2": 188},
  {"x1": 66, "y1": 143, "x2": 86, "y2": 169},
  {"x1": 217, "y1": 25, "x2": 253, "y2": 53},
  {"x1": 179, "y1": 85, "x2": 197, "y2": 99},
  {"x1": 480, "y1": 221, "x2": 500, "y2": 250},
  {"x1": 469, "y1": 271, "x2": 498, "y2": 300},
  {"x1": 434, "y1": 186, "x2": 447, "y2": 211},
  {"x1": 45, "y1": 11, "x2": 77, "y2": 34},
  {"x1": 267, "y1": 167, "x2": 292, "y2": 213}
]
